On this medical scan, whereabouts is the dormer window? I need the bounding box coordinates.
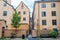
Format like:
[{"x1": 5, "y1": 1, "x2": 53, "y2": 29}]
[{"x1": 4, "y1": 0, "x2": 7, "y2": 7}]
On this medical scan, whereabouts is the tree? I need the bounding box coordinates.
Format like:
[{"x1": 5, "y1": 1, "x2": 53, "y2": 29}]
[{"x1": 11, "y1": 11, "x2": 21, "y2": 34}]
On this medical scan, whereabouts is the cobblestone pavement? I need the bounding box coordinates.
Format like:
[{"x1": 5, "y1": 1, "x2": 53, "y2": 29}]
[
  {"x1": 5, "y1": 38, "x2": 28, "y2": 40},
  {"x1": 0, "y1": 37, "x2": 60, "y2": 40},
  {"x1": 10, "y1": 38, "x2": 60, "y2": 40},
  {"x1": 42, "y1": 38, "x2": 60, "y2": 40}
]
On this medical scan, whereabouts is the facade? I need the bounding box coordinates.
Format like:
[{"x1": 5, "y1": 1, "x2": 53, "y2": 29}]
[
  {"x1": 0, "y1": 0, "x2": 30, "y2": 37},
  {"x1": 0, "y1": 0, "x2": 30, "y2": 30},
  {"x1": 16, "y1": 1, "x2": 30, "y2": 30},
  {"x1": 0, "y1": 0, "x2": 14, "y2": 29},
  {"x1": 32, "y1": 0, "x2": 60, "y2": 30}
]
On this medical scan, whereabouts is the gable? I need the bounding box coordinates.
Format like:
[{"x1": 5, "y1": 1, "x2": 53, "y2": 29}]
[{"x1": 16, "y1": 1, "x2": 29, "y2": 11}]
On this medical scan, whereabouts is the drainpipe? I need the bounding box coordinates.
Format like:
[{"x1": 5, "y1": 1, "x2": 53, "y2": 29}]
[{"x1": 37, "y1": 1, "x2": 40, "y2": 37}]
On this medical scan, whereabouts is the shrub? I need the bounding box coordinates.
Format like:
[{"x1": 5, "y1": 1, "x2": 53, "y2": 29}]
[
  {"x1": 0, "y1": 37, "x2": 6, "y2": 40},
  {"x1": 50, "y1": 30, "x2": 58, "y2": 38}
]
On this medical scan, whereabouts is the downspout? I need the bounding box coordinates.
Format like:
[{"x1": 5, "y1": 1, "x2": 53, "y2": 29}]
[{"x1": 37, "y1": 1, "x2": 40, "y2": 37}]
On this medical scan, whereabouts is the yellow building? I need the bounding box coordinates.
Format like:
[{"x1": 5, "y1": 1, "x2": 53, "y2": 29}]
[
  {"x1": 32, "y1": 0, "x2": 60, "y2": 30},
  {"x1": 0, "y1": 0, "x2": 30, "y2": 37},
  {"x1": 0, "y1": 0, "x2": 30, "y2": 30},
  {"x1": 0, "y1": 0, "x2": 14, "y2": 29},
  {"x1": 16, "y1": 1, "x2": 30, "y2": 30}
]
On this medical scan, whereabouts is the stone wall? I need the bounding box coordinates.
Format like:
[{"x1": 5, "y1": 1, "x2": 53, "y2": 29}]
[
  {"x1": 32, "y1": 30, "x2": 51, "y2": 37},
  {"x1": 4, "y1": 29, "x2": 29, "y2": 38}
]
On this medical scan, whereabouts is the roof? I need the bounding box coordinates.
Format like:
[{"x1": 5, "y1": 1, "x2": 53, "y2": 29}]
[
  {"x1": 35, "y1": 0, "x2": 60, "y2": 3},
  {"x1": 16, "y1": 1, "x2": 30, "y2": 10}
]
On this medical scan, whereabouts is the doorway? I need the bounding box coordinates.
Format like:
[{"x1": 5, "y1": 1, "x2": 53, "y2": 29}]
[{"x1": 2, "y1": 27, "x2": 5, "y2": 37}]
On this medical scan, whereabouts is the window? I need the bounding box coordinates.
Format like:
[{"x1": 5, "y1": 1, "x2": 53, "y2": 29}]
[
  {"x1": 21, "y1": 3, "x2": 24, "y2": 9},
  {"x1": 4, "y1": 0, "x2": 7, "y2": 6},
  {"x1": 52, "y1": 11, "x2": 56, "y2": 16},
  {"x1": 23, "y1": 17, "x2": 26, "y2": 21},
  {"x1": 41, "y1": 4, "x2": 46, "y2": 8},
  {"x1": 41, "y1": 0, "x2": 45, "y2": 1},
  {"x1": 2, "y1": 27, "x2": 5, "y2": 37},
  {"x1": 3, "y1": 11, "x2": 7, "y2": 16},
  {"x1": 52, "y1": 20, "x2": 57, "y2": 25},
  {"x1": 42, "y1": 20, "x2": 46, "y2": 25},
  {"x1": 23, "y1": 11, "x2": 26, "y2": 14},
  {"x1": 18, "y1": 11, "x2": 20, "y2": 14},
  {"x1": 42, "y1": 11, "x2": 46, "y2": 17},
  {"x1": 51, "y1": 3, "x2": 56, "y2": 7},
  {"x1": 53, "y1": 28, "x2": 58, "y2": 31},
  {"x1": 42, "y1": 28, "x2": 47, "y2": 30},
  {"x1": 4, "y1": 3, "x2": 7, "y2": 6}
]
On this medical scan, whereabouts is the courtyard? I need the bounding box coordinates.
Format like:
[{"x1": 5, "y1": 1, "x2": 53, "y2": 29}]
[{"x1": 0, "y1": 37, "x2": 60, "y2": 40}]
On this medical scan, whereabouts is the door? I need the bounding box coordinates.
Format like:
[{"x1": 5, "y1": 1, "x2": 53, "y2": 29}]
[{"x1": 2, "y1": 27, "x2": 5, "y2": 37}]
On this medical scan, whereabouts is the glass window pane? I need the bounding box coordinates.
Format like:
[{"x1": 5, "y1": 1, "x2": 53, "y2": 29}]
[
  {"x1": 23, "y1": 17, "x2": 26, "y2": 21},
  {"x1": 52, "y1": 20, "x2": 57, "y2": 25},
  {"x1": 3, "y1": 11, "x2": 7, "y2": 16},
  {"x1": 41, "y1": 4, "x2": 46, "y2": 8},
  {"x1": 52, "y1": 11, "x2": 56, "y2": 16},
  {"x1": 4, "y1": 3, "x2": 7, "y2": 6},
  {"x1": 4, "y1": 0, "x2": 7, "y2": 6},
  {"x1": 23, "y1": 11, "x2": 26, "y2": 14},
  {"x1": 42, "y1": 20, "x2": 46, "y2": 25},
  {"x1": 18, "y1": 11, "x2": 21, "y2": 14},
  {"x1": 42, "y1": 11, "x2": 46, "y2": 16},
  {"x1": 51, "y1": 3, "x2": 56, "y2": 7}
]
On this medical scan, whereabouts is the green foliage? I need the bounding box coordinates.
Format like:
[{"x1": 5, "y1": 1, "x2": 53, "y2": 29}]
[
  {"x1": 50, "y1": 30, "x2": 58, "y2": 38},
  {"x1": 11, "y1": 11, "x2": 21, "y2": 28},
  {"x1": 0, "y1": 37, "x2": 6, "y2": 40}
]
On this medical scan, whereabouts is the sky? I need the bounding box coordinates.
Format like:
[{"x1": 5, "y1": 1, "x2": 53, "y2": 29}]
[{"x1": 11, "y1": 0, "x2": 38, "y2": 17}]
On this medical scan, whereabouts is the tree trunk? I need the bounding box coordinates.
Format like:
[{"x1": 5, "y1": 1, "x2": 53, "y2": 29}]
[
  {"x1": 14, "y1": 28, "x2": 17, "y2": 37},
  {"x1": 15, "y1": 28, "x2": 17, "y2": 37}
]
